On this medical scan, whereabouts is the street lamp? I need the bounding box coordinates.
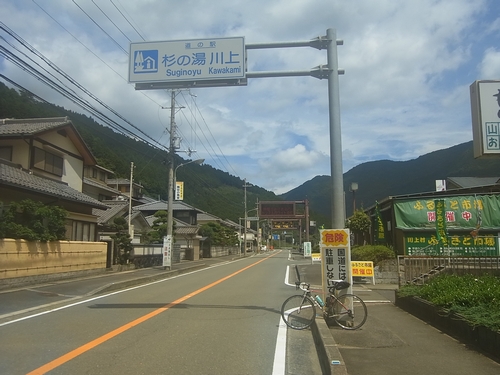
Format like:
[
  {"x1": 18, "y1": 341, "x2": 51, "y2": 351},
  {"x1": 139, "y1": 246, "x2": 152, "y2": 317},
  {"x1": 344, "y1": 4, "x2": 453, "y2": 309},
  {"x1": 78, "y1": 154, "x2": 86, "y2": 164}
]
[
  {"x1": 165, "y1": 158, "x2": 204, "y2": 269},
  {"x1": 174, "y1": 158, "x2": 205, "y2": 188},
  {"x1": 245, "y1": 207, "x2": 259, "y2": 253},
  {"x1": 242, "y1": 179, "x2": 252, "y2": 256},
  {"x1": 350, "y1": 182, "x2": 358, "y2": 214}
]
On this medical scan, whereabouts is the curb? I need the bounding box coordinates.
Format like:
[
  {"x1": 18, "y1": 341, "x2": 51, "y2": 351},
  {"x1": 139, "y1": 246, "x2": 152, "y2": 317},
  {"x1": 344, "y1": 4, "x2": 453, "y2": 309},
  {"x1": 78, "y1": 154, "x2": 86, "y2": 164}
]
[{"x1": 312, "y1": 317, "x2": 348, "y2": 375}]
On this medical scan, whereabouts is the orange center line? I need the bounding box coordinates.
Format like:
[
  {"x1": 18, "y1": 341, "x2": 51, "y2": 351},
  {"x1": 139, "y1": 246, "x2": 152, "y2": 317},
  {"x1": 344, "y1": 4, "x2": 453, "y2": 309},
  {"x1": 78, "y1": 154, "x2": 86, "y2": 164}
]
[{"x1": 26, "y1": 251, "x2": 280, "y2": 375}]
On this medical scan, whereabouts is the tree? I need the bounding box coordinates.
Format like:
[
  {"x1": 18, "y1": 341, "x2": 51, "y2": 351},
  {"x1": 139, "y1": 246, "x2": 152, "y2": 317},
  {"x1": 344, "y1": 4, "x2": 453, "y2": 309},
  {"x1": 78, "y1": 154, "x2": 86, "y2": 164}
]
[
  {"x1": 346, "y1": 210, "x2": 371, "y2": 245},
  {"x1": 0, "y1": 199, "x2": 67, "y2": 241},
  {"x1": 148, "y1": 210, "x2": 176, "y2": 243},
  {"x1": 110, "y1": 217, "x2": 132, "y2": 264},
  {"x1": 199, "y1": 222, "x2": 238, "y2": 247}
]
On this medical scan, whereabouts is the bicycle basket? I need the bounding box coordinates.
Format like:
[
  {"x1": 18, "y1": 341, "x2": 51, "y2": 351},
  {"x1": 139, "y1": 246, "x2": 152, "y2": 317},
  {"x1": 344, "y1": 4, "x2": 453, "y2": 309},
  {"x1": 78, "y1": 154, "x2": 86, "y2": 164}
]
[{"x1": 334, "y1": 281, "x2": 350, "y2": 290}]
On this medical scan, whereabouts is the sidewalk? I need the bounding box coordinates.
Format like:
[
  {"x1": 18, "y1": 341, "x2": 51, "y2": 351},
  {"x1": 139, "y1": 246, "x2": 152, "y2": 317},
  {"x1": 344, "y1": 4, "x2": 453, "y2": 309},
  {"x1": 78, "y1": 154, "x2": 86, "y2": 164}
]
[
  {"x1": 293, "y1": 261, "x2": 500, "y2": 375},
  {"x1": 328, "y1": 283, "x2": 500, "y2": 375}
]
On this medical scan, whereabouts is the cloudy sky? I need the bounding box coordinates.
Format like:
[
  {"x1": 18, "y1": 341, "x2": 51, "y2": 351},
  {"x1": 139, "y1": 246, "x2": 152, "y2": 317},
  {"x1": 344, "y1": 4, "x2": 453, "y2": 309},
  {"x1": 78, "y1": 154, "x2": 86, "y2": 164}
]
[{"x1": 1, "y1": 0, "x2": 500, "y2": 194}]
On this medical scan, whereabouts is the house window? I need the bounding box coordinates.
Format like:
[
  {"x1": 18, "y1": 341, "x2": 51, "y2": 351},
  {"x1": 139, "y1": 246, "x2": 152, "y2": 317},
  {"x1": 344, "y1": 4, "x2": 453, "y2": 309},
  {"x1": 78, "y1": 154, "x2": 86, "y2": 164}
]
[
  {"x1": 71, "y1": 221, "x2": 96, "y2": 241},
  {"x1": 33, "y1": 147, "x2": 63, "y2": 176},
  {"x1": 0, "y1": 146, "x2": 12, "y2": 161},
  {"x1": 92, "y1": 168, "x2": 98, "y2": 178}
]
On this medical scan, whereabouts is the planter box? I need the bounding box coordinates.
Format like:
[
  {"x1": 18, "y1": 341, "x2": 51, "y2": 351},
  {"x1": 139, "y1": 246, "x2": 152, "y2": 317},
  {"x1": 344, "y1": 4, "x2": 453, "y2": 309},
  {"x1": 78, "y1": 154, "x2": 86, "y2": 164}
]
[{"x1": 396, "y1": 295, "x2": 500, "y2": 362}]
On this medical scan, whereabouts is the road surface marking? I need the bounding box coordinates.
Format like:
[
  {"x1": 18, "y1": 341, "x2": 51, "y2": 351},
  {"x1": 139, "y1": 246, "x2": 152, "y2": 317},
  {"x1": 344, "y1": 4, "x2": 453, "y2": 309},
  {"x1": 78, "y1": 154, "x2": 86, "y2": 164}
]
[{"x1": 23, "y1": 252, "x2": 280, "y2": 375}]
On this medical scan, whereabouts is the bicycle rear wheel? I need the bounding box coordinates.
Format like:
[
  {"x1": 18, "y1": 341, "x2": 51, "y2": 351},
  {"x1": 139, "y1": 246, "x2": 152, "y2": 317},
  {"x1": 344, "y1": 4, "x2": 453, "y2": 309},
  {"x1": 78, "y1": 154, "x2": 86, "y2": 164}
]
[
  {"x1": 281, "y1": 295, "x2": 316, "y2": 330},
  {"x1": 329, "y1": 294, "x2": 367, "y2": 330}
]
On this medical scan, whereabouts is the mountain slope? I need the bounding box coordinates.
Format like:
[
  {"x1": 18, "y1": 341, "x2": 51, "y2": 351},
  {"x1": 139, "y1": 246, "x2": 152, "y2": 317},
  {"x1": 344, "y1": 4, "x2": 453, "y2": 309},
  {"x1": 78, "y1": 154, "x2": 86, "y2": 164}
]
[
  {"x1": 0, "y1": 82, "x2": 278, "y2": 223},
  {"x1": 281, "y1": 142, "x2": 500, "y2": 224},
  {"x1": 3, "y1": 81, "x2": 500, "y2": 228}
]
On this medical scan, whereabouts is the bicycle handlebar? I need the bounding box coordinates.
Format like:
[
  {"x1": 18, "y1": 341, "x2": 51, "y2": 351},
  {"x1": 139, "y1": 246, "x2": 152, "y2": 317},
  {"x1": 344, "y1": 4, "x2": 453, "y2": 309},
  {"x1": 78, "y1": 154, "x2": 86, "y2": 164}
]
[{"x1": 298, "y1": 282, "x2": 310, "y2": 291}]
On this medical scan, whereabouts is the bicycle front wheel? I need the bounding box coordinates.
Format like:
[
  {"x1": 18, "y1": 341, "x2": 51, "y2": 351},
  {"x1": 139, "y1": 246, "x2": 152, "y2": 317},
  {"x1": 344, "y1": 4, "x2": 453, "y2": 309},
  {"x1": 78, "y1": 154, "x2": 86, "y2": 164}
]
[
  {"x1": 329, "y1": 294, "x2": 367, "y2": 330},
  {"x1": 281, "y1": 295, "x2": 316, "y2": 330}
]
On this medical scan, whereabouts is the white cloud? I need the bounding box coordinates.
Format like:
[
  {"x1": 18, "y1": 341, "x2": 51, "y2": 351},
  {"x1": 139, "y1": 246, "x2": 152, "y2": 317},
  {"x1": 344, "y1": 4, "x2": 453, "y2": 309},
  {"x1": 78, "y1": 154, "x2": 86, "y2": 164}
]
[
  {"x1": 479, "y1": 48, "x2": 500, "y2": 78},
  {"x1": 1, "y1": 0, "x2": 499, "y2": 194}
]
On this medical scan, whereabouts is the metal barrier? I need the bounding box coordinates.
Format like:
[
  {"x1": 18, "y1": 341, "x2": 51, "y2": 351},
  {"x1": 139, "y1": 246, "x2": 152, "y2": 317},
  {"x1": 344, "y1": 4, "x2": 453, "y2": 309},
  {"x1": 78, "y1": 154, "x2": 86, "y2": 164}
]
[{"x1": 398, "y1": 255, "x2": 500, "y2": 285}]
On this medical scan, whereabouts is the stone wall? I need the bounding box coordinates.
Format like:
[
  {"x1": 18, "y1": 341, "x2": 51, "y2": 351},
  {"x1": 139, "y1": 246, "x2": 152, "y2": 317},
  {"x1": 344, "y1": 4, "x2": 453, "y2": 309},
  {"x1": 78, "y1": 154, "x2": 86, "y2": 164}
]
[
  {"x1": 375, "y1": 258, "x2": 399, "y2": 284},
  {"x1": 209, "y1": 246, "x2": 240, "y2": 258}
]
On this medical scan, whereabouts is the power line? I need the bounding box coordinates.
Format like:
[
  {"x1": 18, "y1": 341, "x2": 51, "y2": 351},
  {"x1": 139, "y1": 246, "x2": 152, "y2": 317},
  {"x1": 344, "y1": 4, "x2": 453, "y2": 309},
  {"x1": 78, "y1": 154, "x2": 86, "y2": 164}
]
[
  {"x1": 1, "y1": 8, "x2": 246, "y2": 195},
  {"x1": 91, "y1": 0, "x2": 131, "y2": 43},
  {"x1": 177, "y1": 91, "x2": 240, "y2": 177},
  {"x1": 0, "y1": 74, "x2": 170, "y2": 177},
  {"x1": 31, "y1": 0, "x2": 164, "y2": 111},
  {"x1": 110, "y1": 0, "x2": 146, "y2": 41},
  {"x1": 71, "y1": 0, "x2": 128, "y2": 54},
  {"x1": 0, "y1": 21, "x2": 165, "y2": 150},
  {"x1": 17, "y1": 5, "x2": 242, "y2": 182}
]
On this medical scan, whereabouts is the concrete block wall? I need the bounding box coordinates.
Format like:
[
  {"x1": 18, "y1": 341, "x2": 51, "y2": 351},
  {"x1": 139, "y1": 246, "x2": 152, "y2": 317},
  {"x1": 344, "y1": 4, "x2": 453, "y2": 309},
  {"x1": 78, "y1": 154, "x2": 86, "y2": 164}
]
[{"x1": 0, "y1": 239, "x2": 107, "y2": 280}]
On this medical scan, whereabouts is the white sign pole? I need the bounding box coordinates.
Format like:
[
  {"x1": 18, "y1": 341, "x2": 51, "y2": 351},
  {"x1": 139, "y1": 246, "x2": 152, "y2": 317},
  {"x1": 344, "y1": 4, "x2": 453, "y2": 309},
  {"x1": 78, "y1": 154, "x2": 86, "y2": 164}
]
[
  {"x1": 162, "y1": 235, "x2": 172, "y2": 269},
  {"x1": 303, "y1": 241, "x2": 312, "y2": 258}
]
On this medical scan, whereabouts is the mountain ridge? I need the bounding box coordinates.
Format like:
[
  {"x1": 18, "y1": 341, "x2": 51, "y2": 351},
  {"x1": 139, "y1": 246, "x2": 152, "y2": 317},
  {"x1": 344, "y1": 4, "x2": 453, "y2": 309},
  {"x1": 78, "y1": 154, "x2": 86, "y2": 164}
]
[
  {"x1": 2, "y1": 81, "x2": 500, "y2": 228},
  {"x1": 280, "y1": 141, "x2": 500, "y2": 223}
]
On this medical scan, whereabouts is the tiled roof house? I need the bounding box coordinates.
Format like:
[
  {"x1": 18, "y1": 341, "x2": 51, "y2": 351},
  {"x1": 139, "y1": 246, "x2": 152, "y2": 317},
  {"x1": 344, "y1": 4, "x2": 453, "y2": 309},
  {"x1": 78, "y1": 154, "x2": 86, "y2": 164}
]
[{"x1": 0, "y1": 117, "x2": 106, "y2": 241}]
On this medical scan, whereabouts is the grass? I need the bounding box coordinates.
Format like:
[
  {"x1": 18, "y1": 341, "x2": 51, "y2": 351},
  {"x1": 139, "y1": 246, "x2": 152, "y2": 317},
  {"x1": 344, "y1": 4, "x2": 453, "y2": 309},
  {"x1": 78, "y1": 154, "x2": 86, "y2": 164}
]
[{"x1": 398, "y1": 274, "x2": 500, "y2": 331}]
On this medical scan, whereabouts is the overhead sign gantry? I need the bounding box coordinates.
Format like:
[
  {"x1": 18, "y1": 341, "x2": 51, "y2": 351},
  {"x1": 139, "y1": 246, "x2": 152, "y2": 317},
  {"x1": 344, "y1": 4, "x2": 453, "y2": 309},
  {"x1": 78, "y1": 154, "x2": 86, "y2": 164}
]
[
  {"x1": 129, "y1": 30, "x2": 345, "y2": 268},
  {"x1": 258, "y1": 200, "x2": 309, "y2": 242},
  {"x1": 129, "y1": 36, "x2": 247, "y2": 89}
]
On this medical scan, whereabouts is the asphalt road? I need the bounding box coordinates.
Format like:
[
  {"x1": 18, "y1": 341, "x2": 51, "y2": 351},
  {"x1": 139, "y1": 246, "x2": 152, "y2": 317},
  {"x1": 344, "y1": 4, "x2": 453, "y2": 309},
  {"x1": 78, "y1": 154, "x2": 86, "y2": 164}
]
[{"x1": 0, "y1": 250, "x2": 322, "y2": 375}]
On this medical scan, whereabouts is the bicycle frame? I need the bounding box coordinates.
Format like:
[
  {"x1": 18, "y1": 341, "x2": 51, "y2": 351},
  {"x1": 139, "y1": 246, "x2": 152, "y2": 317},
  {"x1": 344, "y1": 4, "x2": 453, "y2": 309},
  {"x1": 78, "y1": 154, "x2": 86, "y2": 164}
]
[{"x1": 285, "y1": 265, "x2": 367, "y2": 330}]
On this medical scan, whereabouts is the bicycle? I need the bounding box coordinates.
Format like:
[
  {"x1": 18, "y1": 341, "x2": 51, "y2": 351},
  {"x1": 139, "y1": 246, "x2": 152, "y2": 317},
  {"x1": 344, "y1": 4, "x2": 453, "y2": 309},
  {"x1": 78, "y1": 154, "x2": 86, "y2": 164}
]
[{"x1": 280, "y1": 266, "x2": 367, "y2": 330}]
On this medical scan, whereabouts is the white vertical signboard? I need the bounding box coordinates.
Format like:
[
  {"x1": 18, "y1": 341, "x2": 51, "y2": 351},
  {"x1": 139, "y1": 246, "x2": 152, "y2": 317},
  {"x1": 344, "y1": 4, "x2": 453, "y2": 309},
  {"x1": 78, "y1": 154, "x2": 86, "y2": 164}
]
[
  {"x1": 319, "y1": 229, "x2": 351, "y2": 298},
  {"x1": 470, "y1": 80, "x2": 500, "y2": 158},
  {"x1": 175, "y1": 181, "x2": 184, "y2": 200},
  {"x1": 162, "y1": 235, "x2": 172, "y2": 269},
  {"x1": 303, "y1": 241, "x2": 312, "y2": 257}
]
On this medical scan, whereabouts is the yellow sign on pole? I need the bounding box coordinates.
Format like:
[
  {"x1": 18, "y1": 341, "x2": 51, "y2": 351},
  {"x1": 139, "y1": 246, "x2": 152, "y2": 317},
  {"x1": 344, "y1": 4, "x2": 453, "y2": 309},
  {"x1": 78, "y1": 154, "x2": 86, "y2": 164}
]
[
  {"x1": 175, "y1": 181, "x2": 184, "y2": 200},
  {"x1": 351, "y1": 261, "x2": 375, "y2": 284},
  {"x1": 311, "y1": 253, "x2": 321, "y2": 263},
  {"x1": 319, "y1": 229, "x2": 350, "y2": 247}
]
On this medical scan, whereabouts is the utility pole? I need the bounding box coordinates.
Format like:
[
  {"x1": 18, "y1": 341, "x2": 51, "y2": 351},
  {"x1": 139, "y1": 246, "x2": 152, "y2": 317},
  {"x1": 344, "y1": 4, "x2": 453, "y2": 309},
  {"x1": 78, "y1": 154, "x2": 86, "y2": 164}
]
[
  {"x1": 243, "y1": 178, "x2": 247, "y2": 257},
  {"x1": 165, "y1": 90, "x2": 177, "y2": 269},
  {"x1": 256, "y1": 200, "x2": 260, "y2": 253},
  {"x1": 305, "y1": 199, "x2": 310, "y2": 242},
  {"x1": 327, "y1": 28, "x2": 345, "y2": 228},
  {"x1": 128, "y1": 162, "x2": 134, "y2": 237}
]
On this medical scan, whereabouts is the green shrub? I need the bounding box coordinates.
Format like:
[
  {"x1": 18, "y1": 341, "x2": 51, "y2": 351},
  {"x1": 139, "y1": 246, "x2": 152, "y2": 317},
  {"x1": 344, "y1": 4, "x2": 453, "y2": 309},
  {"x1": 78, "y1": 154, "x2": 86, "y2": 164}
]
[
  {"x1": 351, "y1": 245, "x2": 395, "y2": 266},
  {"x1": 399, "y1": 274, "x2": 500, "y2": 331},
  {"x1": 0, "y1": 199, "x2": 67, "y2": 241}
]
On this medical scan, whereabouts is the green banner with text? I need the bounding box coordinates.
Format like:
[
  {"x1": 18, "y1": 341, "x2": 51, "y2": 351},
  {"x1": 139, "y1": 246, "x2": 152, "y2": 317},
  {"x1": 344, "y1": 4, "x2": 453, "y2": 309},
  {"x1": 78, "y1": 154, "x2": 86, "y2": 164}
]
[
  {"x1": 404, "y1": 232, "x2": 498, "y2": 256},
  {"x1": 435, "y1": 199, "x2": 448, "y2": 245},
  {"x1": 374, "y1": 202, "x2": 386, "y2": 244},
  {"x1": 395, "y1": 195, "x2": 500, "y2": 230}
]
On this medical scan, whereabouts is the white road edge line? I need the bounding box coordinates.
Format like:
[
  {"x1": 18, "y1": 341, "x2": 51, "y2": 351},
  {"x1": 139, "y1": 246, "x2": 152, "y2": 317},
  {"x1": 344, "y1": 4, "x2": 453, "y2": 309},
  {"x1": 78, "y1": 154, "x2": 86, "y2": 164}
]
[
  {"x1": 272, "y1": 318, "x2": 287, "y2": 375},
  {"x1": 0, "y1": 259, "x2": 244, "y2": 328},
  {"x1": 272, "y1": 265, "x2": 296, "y2": 375}
]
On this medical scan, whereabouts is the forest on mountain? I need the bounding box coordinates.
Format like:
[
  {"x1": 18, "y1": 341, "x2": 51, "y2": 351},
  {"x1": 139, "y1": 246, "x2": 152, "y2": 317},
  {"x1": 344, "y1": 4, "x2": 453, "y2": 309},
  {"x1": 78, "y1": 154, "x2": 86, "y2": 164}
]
[
  {"x1": 3, "y1": 81, "x2": 500, "y2": 228},
  {"x1": 0, "y1": 82, "x2": 279, "y2": 223},
  {"x1": 281, "y1": 141, "x2": 500, "y2": 220}
]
